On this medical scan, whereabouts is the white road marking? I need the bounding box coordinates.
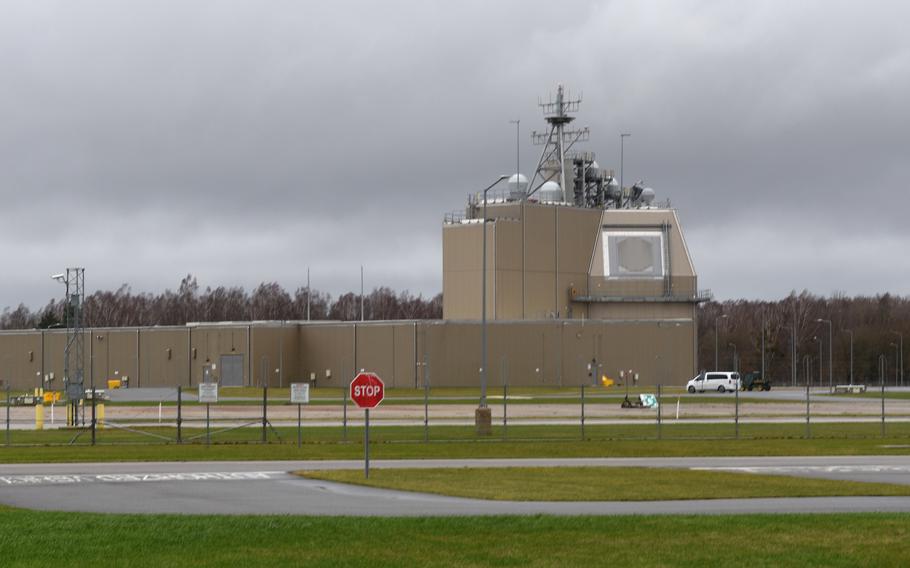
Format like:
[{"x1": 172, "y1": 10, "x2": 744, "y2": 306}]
[
  {"x1": 0, "y1": 471, "x2": 285, "y2": 486},
  {"x1": 692, "y1": 465, "x2": 910, "y2": 474}
]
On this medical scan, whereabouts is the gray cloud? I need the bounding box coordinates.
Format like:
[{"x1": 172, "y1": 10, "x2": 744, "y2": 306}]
[{"x1": 1, "y1": 0, "x2": 908, "y2": 308}]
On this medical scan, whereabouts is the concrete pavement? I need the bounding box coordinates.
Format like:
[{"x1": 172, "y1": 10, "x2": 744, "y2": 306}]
[{"x1": 3, "y1": 456, "x2": 910, "y2": 516}]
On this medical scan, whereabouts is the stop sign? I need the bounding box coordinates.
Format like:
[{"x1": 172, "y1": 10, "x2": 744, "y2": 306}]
[{"x1": 350, "y1": 372, "x2": 384, "y2": 409}]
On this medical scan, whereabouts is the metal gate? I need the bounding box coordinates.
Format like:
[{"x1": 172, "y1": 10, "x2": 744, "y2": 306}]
[{"x1": 220, "y1": 354, "x2": 244, "y2": 387}]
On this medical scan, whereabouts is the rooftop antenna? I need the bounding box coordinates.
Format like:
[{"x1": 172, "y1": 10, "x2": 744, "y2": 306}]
[{"x1": 526, "y1": 84, "x2": 589, "y2": 199}]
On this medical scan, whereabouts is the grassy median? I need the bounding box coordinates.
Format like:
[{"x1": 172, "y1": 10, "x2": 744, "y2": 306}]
[
  {"x1": 2, "y1": 420, "x2": 910, "y2": 463},
  {"x1": 1, "y1": 510, "x2": 909, "y2": 567},
  {"x1": 298, "y1": 466, "x2": 910, "y2": 501}
]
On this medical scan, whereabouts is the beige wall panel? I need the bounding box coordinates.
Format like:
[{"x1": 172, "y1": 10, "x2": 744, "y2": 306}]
[
  {"x1": 42, "y1": 332, "x2": 68, "y2": 390},
  {"x1": 443, "y1": 225, "x2": 482, "y2": 271},
  {"x1": 299, "y1": 325, "x2": 356, "y2": 388},
  {"x1": 556, "y1": 207, "x2": 601, "y2": 273},
  {"x1": 392, "y1": 323, "x2": 418, "y2": 389},
  {"x1": 250, "y1": 326, "x2": 300, "y2": 387},
  {"x1": 443, "y1": 269, "x2": 481, "y2": 320},
  {"x1": 493, "y1": 220, "x2": 523, "y2": 271},
  {"x1": 0, "y1": 333, "x2": 42, "y2": 390},
  {"x1": 523, "y1": 205, "x2": 557, "y2": 272},
  {"x1": 424, "y1": 322, "x2": 479, "y2": 387},
  {"x1": 523, "y1": 272, "x2": 557, "y2": 319},
  {"x1": 137, "y1": 328, "x2": 191, "y2": 387},
  {"x1": 494, "y1": 270, "x2": 524, "y2": 320},
  {"x1": 355, "y1": 325, "x2": 394, "y2": 386},
  {"x1": 87, "y1": 330, "x2": 141, "y2": 387},
  {"x1": 443, "y1": 223, "x2": 490, "y2": 320}
]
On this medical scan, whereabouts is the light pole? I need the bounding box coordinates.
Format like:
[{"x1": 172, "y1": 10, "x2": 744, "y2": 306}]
[
  {"x1": 814, "y1": 336, "x2": 822, "y2": 386},
  {"x1": 845, "y1": 329, "x2": 854, "y2": 386},
  {"x1": 891, "y1": 342, "x2": 899, "y2": 385},
  {"x1": 479, "y1": 175, "x2": 510, "y2": 424},
  {"x1": 728, "y1": 342, "x2": 737, "y2": 373},
  {"x1": 714, "y1": 314, "x2": 727, "y2": 370},
  {"x1": 890, "y1": 331, "x2": 903, "y2": 386},
  {"x1": 510, "y1": 119, "x2": 520, "y2": 185},
  {"x1": 620, "y1": 133, "x2": 631, "y2": 196},
  {"x1": 816, "y1": 319, "x2": 832, "y2": 387}
]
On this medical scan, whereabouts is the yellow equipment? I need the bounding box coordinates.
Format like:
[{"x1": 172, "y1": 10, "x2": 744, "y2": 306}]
[
  {"x1": 600, "y1": 375, "x2": 615, "y2": 387},
  {"x1": 42, "y1": 391, "x2": 61, "y2": 404},
  {"x1": 107, "y1": 379, "x2": 122, "y2": 390}
]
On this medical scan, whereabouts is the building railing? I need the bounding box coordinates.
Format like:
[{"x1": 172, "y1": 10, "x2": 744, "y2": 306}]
[{"x1": 577, "y1": 276, "x2": 708, "y2": 302}]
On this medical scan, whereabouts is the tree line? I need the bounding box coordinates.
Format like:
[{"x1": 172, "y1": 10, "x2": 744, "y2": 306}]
[
  {"x1": 698, "y1": 291, "x2": 908, "y2": 385},
  {"x1": 0, "y1": 275, "x2": 442, "y2": 329}
]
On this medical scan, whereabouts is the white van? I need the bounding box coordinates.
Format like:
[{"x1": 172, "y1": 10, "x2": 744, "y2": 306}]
[{"x1": 686, "y1": 372, "x2": 740, "y2": 393}]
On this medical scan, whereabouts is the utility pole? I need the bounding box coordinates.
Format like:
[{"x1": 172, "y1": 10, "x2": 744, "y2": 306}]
[
  {"x1": 817, "y1": 319, "x2": 833, "y2": 388},
  {"x1": 761, "y1": 309, "x2": 766, "y2": 380},
  {"x1": 510, "y1": 119, "x2": 520, "y2": 183},
  {"x1": 714, "y1": 314, "x2": 727, "y2": 370},
  {"x1": 845, "y1": 329, "x2": 854, "y2": 386}
]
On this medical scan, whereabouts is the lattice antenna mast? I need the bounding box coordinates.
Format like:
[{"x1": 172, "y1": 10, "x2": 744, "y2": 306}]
[
  {"x1": 62, "y1": 268, "x2": 85, "y2": 404},
  {"x1": 526, "y1": 84, "x2": 589, "y2": 199}
]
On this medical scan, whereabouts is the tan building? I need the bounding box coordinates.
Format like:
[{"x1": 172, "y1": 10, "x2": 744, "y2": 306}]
[{"x1": 0, "y1": 199, "x2": 706, "y2": 392}]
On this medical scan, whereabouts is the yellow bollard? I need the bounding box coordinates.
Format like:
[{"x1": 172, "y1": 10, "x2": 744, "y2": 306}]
[
  {"x1": 67, "y1": 403, "x2": 73, "y2": 426},
  {"x1": 98, "y1": 404, "x2": 105, "y2": 430},
  {"x1": 35, "y1": 404, "x2": 44, "y2": 430}
]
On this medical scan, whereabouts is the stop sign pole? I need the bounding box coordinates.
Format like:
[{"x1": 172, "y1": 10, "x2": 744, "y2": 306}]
[{"x1": 350, "y1": 372, "x2": 384, "y2": 478}]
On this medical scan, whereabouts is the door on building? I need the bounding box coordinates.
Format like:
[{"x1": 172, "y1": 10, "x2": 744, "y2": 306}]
[{"x1": 219, "y1": 354, "x2": 244, "y2": 387}]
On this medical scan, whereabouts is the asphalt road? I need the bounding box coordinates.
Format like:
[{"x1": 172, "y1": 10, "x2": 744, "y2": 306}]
[{"x1": 3, "y1": 456, "x2": 910, "y2": 516}]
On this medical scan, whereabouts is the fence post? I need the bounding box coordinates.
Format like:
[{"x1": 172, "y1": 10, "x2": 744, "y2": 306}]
[
  {"x1": 176, "y1": 386, "x2": 182, "y2": 444},
  {"x1": 261, "y1": 386, "x2": 268, "y2": 443},
  {"x1": 423, "y1": 364, "x2": 429, "y2": 443},
  {"x1": 734, "y1": 381, "x2": 739, "y2": 440},
  {"x1": 5, "y1": 385, "x2": 9, "y2": 447},
  {"x1": 343, "y1": 386, "x2": 348, "y2": 441},
  {"x1": 91, "y1": 390, "x2": 96, "y2": 446},
  {"x1": 805, "y1": 380, "x2": 811, "y2": 439},
  {"x1": 501, "y1": 357, "x2": 508, "y2": 439},
  {"x1": 206, "y1": 403, "x2": 211, "y2": 446},
  {"x1": 503, "y1": 383, "x2": 508, "y2": 440},
  {"x1": 580, "y1": 384, "x2": 586, "y2": 440},
  {"x1": 657, "y1": 384, "x2": 662, "y2": 440},
  {"x1": 881, "y1": 373, "x2": 886, "y2": 438}
]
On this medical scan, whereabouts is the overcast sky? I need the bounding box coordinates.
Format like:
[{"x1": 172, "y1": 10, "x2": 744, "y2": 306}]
[{"x1": 1, "y1": 0, "x2": 909, "y2": 310}]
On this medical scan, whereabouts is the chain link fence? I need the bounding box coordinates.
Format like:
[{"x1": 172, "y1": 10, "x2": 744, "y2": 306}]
[{"x1": 4, "y1": 377, "x2": 910, "y2": 447}]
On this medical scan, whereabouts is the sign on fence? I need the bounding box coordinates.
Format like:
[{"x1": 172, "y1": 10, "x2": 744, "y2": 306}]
[
  {"x1": 290, "y1": 383, "x2": 310, "y2": 404},
  {"x1": 198, "y1": 383, "x2": 218, "y2": 404}
]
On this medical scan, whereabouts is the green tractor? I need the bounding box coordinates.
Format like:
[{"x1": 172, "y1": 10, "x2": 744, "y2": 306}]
[{"x1": 741, "y1": 371, "x2": 771, "y2": 391}]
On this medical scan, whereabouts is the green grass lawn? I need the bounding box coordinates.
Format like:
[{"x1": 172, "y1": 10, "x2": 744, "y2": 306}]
[
  {"x1": 828, "y1": 391, "x2": 910, "y2": 400},
  {"x1": 298, "y1": 466, "x2": 910, "y2": 501},
  {"x1": 2, "y1": 422, "x2": 910, "y2": 463},
  {"x1": 0, "y1": 510, "x2": 909, "y2": 567}
]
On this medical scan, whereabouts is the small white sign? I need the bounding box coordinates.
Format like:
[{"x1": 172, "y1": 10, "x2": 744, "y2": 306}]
[
  {"x1": 290, "y1": 383, "x2": 310, "y2": 404},
  {"x1": 198, "y1": 383, "x2": 218, "y2": 404}
]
